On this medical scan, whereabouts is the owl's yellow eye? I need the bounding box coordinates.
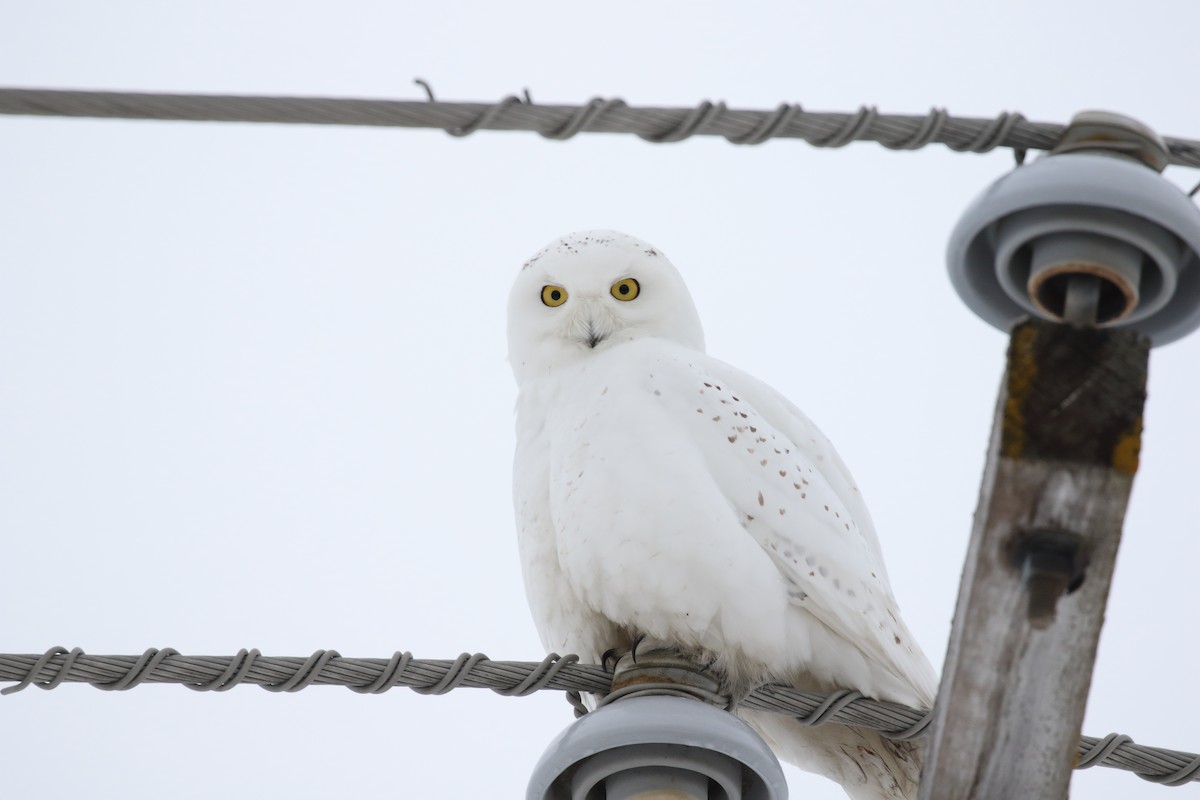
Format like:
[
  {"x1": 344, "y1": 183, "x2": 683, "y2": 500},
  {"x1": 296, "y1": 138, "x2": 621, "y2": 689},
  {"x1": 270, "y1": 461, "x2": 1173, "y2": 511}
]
[
  {"x1": 611, "y1": 278, "x2": 640, "y2": 301},
  {"x1": 541, "y1": 285, "x2": 568, "y2": 307}
]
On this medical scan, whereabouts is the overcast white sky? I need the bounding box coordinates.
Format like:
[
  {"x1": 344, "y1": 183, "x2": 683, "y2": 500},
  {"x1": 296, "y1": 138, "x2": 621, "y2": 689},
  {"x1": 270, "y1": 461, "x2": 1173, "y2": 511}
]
[{"x1": 2, "y1": 2, "x2": 1197, "y2": 798}]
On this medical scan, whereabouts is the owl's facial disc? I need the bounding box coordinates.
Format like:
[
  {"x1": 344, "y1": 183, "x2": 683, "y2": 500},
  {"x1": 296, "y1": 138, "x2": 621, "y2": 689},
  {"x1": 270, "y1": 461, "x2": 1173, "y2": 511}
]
[
  {"x1": 507, "y1": 230, "x2": 707, "y2": 384},
  {"x1": 566, "y1": 295, "x2": 621, "y2": 350}
]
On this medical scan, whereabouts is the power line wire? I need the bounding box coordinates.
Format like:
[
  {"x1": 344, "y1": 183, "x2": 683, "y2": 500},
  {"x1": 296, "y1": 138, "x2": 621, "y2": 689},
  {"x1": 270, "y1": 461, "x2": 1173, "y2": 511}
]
[
  {"x1": 2, "y1": 647, "x2": 1196, "y2": 786},
  {"x1": 2, "y1": 86, "x2": 1199, "y2": 167}
]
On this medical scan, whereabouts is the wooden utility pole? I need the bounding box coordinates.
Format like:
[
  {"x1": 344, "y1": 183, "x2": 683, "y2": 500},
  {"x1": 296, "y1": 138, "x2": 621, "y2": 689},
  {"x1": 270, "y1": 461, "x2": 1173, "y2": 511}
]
[{"x1": 919, "y1": 319, "x2": 1149, "y2": 799}]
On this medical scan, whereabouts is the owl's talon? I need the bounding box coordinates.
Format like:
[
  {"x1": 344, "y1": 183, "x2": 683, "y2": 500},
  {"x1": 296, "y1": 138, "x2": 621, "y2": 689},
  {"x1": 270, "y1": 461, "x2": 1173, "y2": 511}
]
[
  {"x1": 630, "y1": 634, "x2": 647, "y2": 663},
  {"x1": 601, "y1": 648, "x2": 621, "y2": 672}
]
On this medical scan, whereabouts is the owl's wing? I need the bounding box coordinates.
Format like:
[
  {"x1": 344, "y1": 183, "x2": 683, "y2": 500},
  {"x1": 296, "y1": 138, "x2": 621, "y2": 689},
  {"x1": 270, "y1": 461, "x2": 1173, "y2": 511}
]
[{"x1": 697, "y1": 354, "x2": 938, "y2": 704}]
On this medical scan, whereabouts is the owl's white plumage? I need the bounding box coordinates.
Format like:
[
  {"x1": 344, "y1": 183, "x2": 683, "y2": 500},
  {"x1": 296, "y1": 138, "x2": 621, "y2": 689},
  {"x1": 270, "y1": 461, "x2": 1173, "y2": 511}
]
[{"x1": 508, "y1": 231, "x2": 937, "y2": 799}]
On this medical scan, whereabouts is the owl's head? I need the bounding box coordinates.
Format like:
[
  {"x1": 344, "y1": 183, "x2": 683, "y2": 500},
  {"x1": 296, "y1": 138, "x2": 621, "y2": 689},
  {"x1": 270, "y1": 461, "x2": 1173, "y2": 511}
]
[{"x1": 507, "y1": 230, "x2": 706, "y2": 383}]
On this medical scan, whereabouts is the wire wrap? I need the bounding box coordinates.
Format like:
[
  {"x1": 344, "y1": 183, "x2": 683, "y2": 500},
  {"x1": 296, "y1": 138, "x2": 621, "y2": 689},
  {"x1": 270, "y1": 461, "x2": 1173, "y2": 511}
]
[
  {"x1": 1, "y1": 647, "x2": 1194, "y2": 786},
  {"x1": 2, "y1": 87, "x2": 1198, "y2": 168}
]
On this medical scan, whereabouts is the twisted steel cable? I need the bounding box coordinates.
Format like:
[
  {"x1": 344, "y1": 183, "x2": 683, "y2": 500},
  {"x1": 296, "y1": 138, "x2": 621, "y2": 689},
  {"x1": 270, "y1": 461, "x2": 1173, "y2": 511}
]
[
  {"x1": 2, "y1": 86, "x2": 1199, "y2": 167},
  {"x1": 1, "y1": 648, "x2": 1196, "y2": 786}
]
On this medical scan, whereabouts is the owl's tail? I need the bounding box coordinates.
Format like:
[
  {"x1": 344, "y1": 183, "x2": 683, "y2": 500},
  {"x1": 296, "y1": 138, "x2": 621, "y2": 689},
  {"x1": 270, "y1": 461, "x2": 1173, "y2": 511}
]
[{"x1": 738, "y1": 709, "x2": 922, "y2": 800}]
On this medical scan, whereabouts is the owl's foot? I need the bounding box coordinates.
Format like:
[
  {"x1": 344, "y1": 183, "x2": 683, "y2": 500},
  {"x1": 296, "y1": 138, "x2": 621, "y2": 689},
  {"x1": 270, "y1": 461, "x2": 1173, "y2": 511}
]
[
  {"x1": 602, "y1": 645, "x2": 730, "y2": 708},
  {"x1": 629, "y1": 633, "x2": 681, "y2": 663},
  {"x1": 600, "y1": 633, "x2": 678, "y2": 669}
]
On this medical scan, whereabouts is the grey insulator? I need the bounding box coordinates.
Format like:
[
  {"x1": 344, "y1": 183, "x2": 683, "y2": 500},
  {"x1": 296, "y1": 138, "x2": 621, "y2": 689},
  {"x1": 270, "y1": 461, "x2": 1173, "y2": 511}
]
[
  {"x1": 947, "y1": 152, "x2": 1200, "y2": 345},
  {"x1": 527, "y1": 696, "x2": 787, "y2": 800}
]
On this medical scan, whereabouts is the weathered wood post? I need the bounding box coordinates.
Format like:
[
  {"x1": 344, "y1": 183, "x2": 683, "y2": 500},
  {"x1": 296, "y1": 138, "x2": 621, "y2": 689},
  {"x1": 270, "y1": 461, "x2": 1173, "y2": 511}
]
[
  {"x1": 920, "y1": 320, "x2": 1147, "y2": 798},
  {"x1": 923, "y1": 112, "x2": 1200, "y2": 798}
]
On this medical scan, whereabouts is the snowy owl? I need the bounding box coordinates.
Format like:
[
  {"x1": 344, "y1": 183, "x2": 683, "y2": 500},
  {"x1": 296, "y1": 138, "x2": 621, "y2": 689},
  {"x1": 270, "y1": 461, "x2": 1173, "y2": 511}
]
[{"x1": 508, "y1": 230, "x2": 938, "y2": 800}]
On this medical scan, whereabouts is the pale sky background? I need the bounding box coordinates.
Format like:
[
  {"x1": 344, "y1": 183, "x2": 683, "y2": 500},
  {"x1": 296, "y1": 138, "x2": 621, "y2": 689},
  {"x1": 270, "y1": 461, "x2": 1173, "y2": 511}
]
[{"x1": 1, "y1": 2, "x2": 1197, "y2": 798}]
